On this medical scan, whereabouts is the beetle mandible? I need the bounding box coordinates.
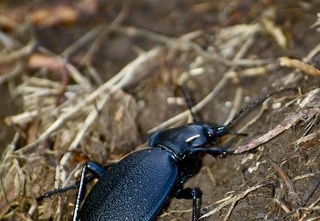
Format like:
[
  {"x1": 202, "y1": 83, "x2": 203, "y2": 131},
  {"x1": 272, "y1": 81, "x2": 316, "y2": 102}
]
[{"x1": 39, "y1": 89, "x2": 286, "y2": 221}]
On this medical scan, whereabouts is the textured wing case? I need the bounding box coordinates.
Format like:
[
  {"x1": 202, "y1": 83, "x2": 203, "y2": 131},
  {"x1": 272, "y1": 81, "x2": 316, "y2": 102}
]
[{"x1": 79, "y1": 148, "x2": 179, "y2": 221}]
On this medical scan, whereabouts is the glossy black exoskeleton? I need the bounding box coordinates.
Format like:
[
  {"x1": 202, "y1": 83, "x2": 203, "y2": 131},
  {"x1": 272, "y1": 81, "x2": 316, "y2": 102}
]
[{"x1": 38, "y1": 89, "x2": 287, "y2": 221}]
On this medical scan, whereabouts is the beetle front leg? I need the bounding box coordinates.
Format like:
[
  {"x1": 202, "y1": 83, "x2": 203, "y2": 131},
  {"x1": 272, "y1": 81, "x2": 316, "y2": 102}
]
[
  {"x1": 73, "y1": 161, "x2": 107, "y2": 221},
  {"x1": 174, "y1": 187, "x2": 202, "y2": 221},
  {"x1": 206, "y1": 147, "x2": 234, "y2": 158},
  {"x1": 188, "y1": 147, "x2": 234, "y2": 158}
]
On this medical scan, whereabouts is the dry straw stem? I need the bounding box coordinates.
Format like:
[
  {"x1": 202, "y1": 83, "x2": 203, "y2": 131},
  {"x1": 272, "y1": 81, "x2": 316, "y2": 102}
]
[
  {"x1": 0, "y1": 40, "x2": 36, "y2": 64},
  {"x1": 58, "y1": 94, "x2": 110, "y2": 180},
  {"x1": 148, "y1": 74, "x2": 230, "y2": 134},
  {"x1": 5, "y1": 75, "x2": 82, "y2": 126},
  {"x1": 16, "y1": 47, "x2": 163, "y2": 154},
  {"x1": 223, "y1": 87, "x2": 243, "y2": 125},
  {"x1": 293, "y1": 130, "x2": 320, "y2": 146},
  {"x1": 297, "y1": 195, "x2": 320, "y2": 221},
  {"x1": 277, "y1": 188, "x2": 320, "y2": 221},
  {"x1": 233, "y1": 100, "x2": 270, "y2": 135},
  {"x1": 310, "y1": 13, "x2": 320, "y2": 31},
  {"x1": 35, "y1": 47, "x2": 92, "y2": 90},
  {"x1": 11, "y1": 22, "x2": 265, "y2": 152},
  {"x1": 261, "y1": 14, "x2": 287, "y2": 49},
  {"x1": 112, "y1": 25, "x2": 272, "y2": 67},
  {"x1": 149, "y1": 22, "x2": 266, "y2": 133},
  {"x1": 303, "y1": 42, "x2": 320, "y2": 63},
  {"x1": 199, "y1": 181, "x2": 273, "y2": 220},
  {"x1": 279, "y1": 57, "x2": 320, "y2": 77},
  {"x1": 147, "y1": 70, "x2": 261, "y2": 134},
  {"x1": 0, "y1": 63, "x2": 24, "y2": 85},
  {"x1": 61, "y1": 25, "x2": 104, "y2": 58}
]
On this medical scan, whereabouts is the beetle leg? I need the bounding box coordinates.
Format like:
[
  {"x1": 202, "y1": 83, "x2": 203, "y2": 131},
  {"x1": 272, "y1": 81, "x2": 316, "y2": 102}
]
[
  {"x1": 73, "y1": 161, "x2": 107, "y2": 221},
  {"x1": 175, "y1": 187, "x2": 202, "y2": 221},
  {"x1": 206, "y1": 147, "x2": 234, "y2": 157},
  {"x1": 37, "y1": 163, "x2": 115, "y2": 201},
  {"x1": 187, "y1": 147, "x2": 234, "y2": 158}
]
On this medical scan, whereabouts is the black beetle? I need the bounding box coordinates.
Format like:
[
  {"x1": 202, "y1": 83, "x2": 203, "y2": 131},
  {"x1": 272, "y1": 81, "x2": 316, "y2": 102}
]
[
  {"x1": 74, "y1": 123, "x2": 239, "y2": 221},
  {"x1": 39, "y1": 89, "x2": 287, "y2": 221}
]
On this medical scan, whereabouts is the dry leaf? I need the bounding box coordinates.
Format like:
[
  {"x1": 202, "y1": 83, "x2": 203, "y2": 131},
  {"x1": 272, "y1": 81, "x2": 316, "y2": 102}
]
[{"x1": 30, "y1": 5, "x2": 78, "y2": 28}]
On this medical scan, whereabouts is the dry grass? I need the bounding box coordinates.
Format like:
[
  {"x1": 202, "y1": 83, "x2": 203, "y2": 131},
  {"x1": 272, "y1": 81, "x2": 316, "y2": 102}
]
[{"x1": 0, "y1": 1, "x2": 319, "y2": 220}]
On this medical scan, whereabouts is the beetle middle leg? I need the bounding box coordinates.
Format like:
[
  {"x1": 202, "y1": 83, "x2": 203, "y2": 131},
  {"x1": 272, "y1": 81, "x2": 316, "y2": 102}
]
[
  {"x1": 37, "y1": 163, "x2": 115, "y2": 201},
  {"x1": 73, "y1": 161, "x2": 107, "y2": 221},
  {"x1": 174, "y1": 187, "x2": 202, "y2": 221}
]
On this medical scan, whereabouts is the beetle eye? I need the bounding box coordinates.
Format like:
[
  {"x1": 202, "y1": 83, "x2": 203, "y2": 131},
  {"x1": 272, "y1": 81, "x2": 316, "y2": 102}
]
[{"x1": 207, "y1": 128, "x2": 215, "y2": 138}]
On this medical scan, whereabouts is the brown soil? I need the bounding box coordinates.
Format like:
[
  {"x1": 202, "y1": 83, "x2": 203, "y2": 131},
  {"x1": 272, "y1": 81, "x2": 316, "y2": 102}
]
[{"x1": 0, "y1": 1, "x2": 319, "y2": 220}]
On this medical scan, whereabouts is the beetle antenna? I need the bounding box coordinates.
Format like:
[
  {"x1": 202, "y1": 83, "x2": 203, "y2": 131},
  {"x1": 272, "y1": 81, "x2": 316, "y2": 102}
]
[
  {"x1": 225, "y1": 88, "x2": 296, "y2": 128},
  {"x1": 181, "y1": 85, "x2": 199, "y2": 122}
]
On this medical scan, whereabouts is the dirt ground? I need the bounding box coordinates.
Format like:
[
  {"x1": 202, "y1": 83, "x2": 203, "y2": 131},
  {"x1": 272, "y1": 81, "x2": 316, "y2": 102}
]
[{"x1": 0, "y1": 0, "x2": 320, "y2": 220}]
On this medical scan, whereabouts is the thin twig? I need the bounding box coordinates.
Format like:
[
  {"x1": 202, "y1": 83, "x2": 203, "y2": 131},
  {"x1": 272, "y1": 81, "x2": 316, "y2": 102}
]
[{"x1": 61, "y1": 26, "x2": 104, "y2": 58}]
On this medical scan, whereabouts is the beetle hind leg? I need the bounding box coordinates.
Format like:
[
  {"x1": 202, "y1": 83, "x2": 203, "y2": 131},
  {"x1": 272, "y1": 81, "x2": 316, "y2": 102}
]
[{"x1": 175, "y1": 187, "x2": 202, "y2": 221}]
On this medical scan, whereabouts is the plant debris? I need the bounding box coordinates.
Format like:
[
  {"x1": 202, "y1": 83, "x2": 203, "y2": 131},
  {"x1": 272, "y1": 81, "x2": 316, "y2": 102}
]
[{"x1": 0, "y1": 1, "x2": 320, "y2": 220}]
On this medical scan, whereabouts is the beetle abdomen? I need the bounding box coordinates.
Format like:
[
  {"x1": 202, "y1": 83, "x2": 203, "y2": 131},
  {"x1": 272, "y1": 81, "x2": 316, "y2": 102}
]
[{"x1": 78, "y1": 148, "x2": 179, "y2": 221}]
